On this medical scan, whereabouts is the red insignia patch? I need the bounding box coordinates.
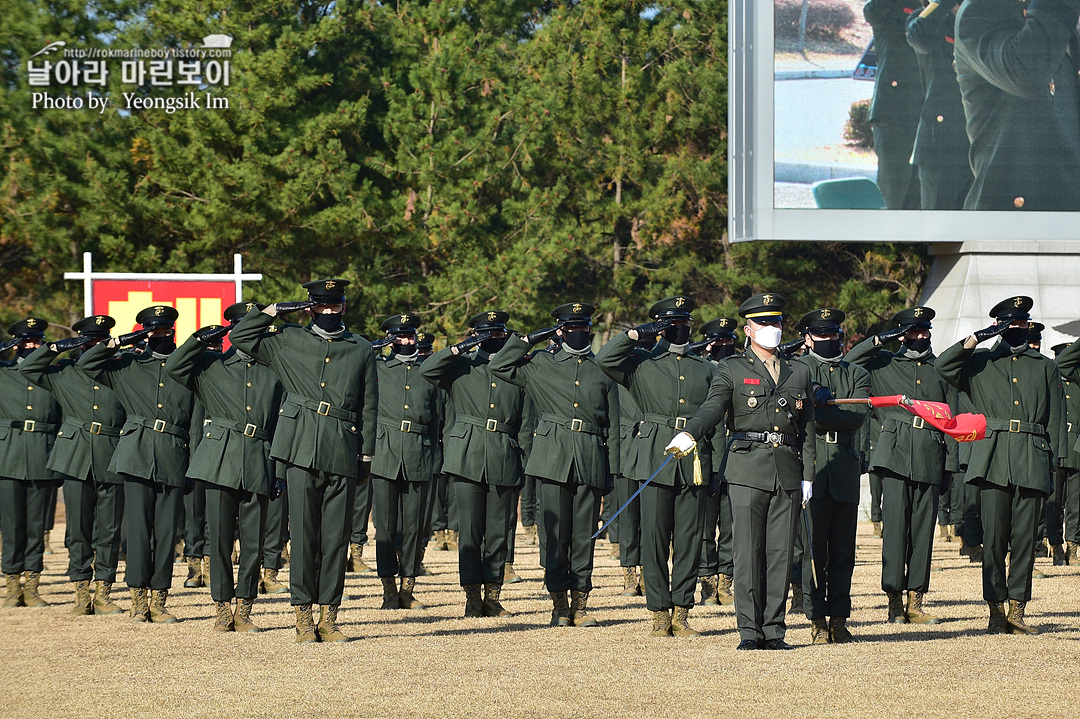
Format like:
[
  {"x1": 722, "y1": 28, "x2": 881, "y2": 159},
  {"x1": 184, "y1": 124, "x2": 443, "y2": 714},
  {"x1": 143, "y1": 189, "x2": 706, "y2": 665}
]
[{"x1": 743, "y1": 378, "x2": 761, "y2": 385}]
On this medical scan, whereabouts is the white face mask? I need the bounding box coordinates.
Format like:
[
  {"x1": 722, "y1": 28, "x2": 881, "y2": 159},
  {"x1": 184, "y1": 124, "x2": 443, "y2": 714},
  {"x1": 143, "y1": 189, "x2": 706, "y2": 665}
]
[{"x1": 753, "y1": 325, "x2": 783, "y2": 349}]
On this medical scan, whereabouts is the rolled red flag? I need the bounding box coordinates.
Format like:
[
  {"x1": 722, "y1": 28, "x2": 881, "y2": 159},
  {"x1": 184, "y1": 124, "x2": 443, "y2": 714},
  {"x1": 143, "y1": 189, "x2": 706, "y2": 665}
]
[{"x1": 830, "y1": 395, "x2": 987, "y2": 441}]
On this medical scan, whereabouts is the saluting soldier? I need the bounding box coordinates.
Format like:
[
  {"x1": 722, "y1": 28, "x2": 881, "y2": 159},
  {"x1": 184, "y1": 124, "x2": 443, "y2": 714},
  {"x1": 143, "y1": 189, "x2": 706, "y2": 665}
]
[
  {"x1": 370, "y1": 314, "x2": 440, "y2": 611},
  {"x1": 491, "y1": 302, "x2": 620, "y2": 627},
  {"x1": 666, "y1": 293, "x2": 816, "y2": 650},
  {"x1": 165, "y1": 303, "x2": 285, "y2": 633},
  {"x1": 78, "y1": 306, "x2": 195, "y2": 623},
  {"x1": 696, "y1": 317, "x2": 739, "y2": 607},
  {"x1": 793, "y1": 309, "x2": 871, "y2": 644},
  {"x1": 1, "y1": 319, "x2": 63, "y2": 609},
  {"x1": 846, "y1": 307, "x2": 958, "y2": 625},
  {"x1": 231, "y1": 280, "x2": 376, "y2": 642},
  {"x1": 937, "y1": 296, "x2": 1066, "y2": 634},
  {"x1": 1050, "y1": 340, "x2": 1080, "y2": 565},
  {"x1": 596, "y1": 296, "x2": 714, "y2": 638},
  {"x1": 420, "y1": 311, "x2": 533, "y2": 618},
  {"x1": 18, "y1": 316, "x2": 126, "y2": 615}
]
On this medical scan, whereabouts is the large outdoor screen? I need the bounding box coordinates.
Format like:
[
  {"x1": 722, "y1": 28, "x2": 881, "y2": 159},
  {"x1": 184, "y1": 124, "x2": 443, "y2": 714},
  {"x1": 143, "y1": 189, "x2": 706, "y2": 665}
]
[{"x1": 729, "y1": 1, "x2": 1080, "y2": 241}]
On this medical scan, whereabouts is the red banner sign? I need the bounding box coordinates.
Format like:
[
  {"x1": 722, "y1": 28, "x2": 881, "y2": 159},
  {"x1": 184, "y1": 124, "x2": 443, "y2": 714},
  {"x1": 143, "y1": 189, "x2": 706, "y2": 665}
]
[{"x1": 92, "y1": 280, "x2": 236, "y2": 342}]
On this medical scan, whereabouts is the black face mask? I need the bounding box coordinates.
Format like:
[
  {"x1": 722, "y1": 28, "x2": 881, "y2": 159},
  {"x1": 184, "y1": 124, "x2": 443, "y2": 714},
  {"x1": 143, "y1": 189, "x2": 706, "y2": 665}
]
[
  {"x1": 812, "y1": 338, "x2": 842, "y2": 359},
  {"x1": 663, "y1": 324, "x2": 691, "y2": 345},
  {"x1": 903, "y1": 336, "x2": 931, "y2": 354},
  {"x1": 480, "y1": 336, "x2": 506, "y2": 354},
  {"x1": 147, "y1": 336, "x2": 175, "y2": 355},
  {"x1": 313, "y1": 312, "x2": 343, "y2": 332},
  {"x1": 389, "y1": 337, "x2": 417, "y2": 356},
  {"x1": 709, "y1": 343, "x2": 736, "y2": 360},
  {"x1": 563, "y1": 331, "x2": 592, "y2": 351},
  {"x1": 1002, "y1": 327, "x2": 1028, "y2": 348}
]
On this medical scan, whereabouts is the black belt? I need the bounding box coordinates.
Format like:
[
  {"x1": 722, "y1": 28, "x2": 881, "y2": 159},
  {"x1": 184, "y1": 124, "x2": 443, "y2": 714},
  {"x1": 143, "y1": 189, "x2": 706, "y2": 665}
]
[
  {"x1": 284, "y1": 393, "x2": 357, "y2": 423},
  {"x1": 127, "y1": 416, "x2": 189, "y2": 441},
  {"x1": 206, "y1": 417, "x2": 271, "y2": 441},
  {"x1": 60, "y1": 420, "x2": 121, "y2": 438},
  {"x1": 379, "y1": 418, "x2": 428, "y2": 435},
  {"x1": 731, "y1": 431, "x2": 797, "y2": 448},
  {"x1": 642, "y1": 413, "x2": 690, "y2": 430},
  {"x1": 456, "y1": 414, "x2": 513, "y2": 435},
  {"x1": 3, "y1": 419, "x2": 58, "y2": 434},
  {"x1": 539, "y1": 413, "x2": 605, "y2": 436},
  {"x1": 984, "y1": 418, "x2": 1046, "y2": 436}
]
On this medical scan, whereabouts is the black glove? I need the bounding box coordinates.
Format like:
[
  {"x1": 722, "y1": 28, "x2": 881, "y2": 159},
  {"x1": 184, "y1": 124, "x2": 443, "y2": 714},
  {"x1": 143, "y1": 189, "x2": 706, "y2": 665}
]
[
  {"x1": 973, "y1": 319, "x2": 1010, "y2": 343},
  {"x1": 525, "y1": 326, "x2": 560, "y2": 345},
  {"x1": 194, "y1": 325, "x2": 230, "y2": 344},
  {"x1": 875, "y1": 326, "x2": 905, "y2": 345},
  {"x1": 370, "y1": 336, "x2": 394, "y2": 349},
  {"x1": 708, "y1": 474, "x2": 720, "y2": 498},
  {"x1": 117, "y1": 328, "x2": 153, "y2": 347},
  {"x1": 632, "y1": 317, "x2": 672, "y2": 338},
  {"x1": 183, "y1": 478, "x2": 196, "y2": 496},
  {"x1": 357, "y1": 457, "x2": 372, "y2": 486},
  {"x1": 812, "y1": 380, "x2": 835, "y2": 407},
  {"x1": 778, "y1": 338, "x2": 805, "y2": 355},
  {"x1": 270, "y1": 478, "x2": 286, "y2": 501},
  {"x1": 274, "y1": 300, "x2": 316, "y2": 314},
  {"x1": 452, "y1": 332, "x2": 492, "y2": 354},
  {"x1": 603, "y1": 475, "x2": 615, "y2": 496},
  {"x1": 54, "y1": 335, "x2": 93, "y2": 352}
]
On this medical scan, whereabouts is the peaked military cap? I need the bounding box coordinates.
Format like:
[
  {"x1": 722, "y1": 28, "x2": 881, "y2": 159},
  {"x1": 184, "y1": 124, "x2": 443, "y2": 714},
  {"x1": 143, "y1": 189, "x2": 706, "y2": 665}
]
[
  {"x1": 303, "y1": 278, "x2": 349, "y2": 304},
  {"x1": 196, "y1": 324, "x2": 225, "y2": 336},
  {"x1": 892, "y1": 306, "x2": 935, "y2": 329},
  {"x1": 7, "y1": 318, "x2": 48, "y2": 338},
  {"x1": 551, "y1": 302, "x2": 595, "y2": 325},
  {"x1": 739, "y1": 292, "x2": 785, "y2": 320},
  {"x1": 136, "y1": 305, "x2": 179, "y2": 328},
  {"x1": 224, "y1": 301, "x2": 265, "y2": 324},
  {"x1": 700, "y1": 317, "x2": 738, "y2": 339},
  {"x1": 416, "y1": 332, "x2": 434, "y2": 351},
  {"x1": 1052, "y1": 342, "x2": 1068, "y2": 357},
  {"x1": 72, "y1": 315, "x2": 115, "y2": 338},
  {"x1": 648, "y1": 296, "x2": 695, "y2": 319},
  {"x1": 381, "y1": 313, "x2": 421, "y2": 334},
  {"x1": 989, "y1": 295, "x2": 1033, "y2": 321},
  {"x1": 1028, "y1": 322, "x2": 1044, "y2": 342},
  {"x1": 797, "y1": 308, "x2": 845, "y2": 335},
  {"x1": 468, "y1": 310, "x2": 509, "y2": 332}
]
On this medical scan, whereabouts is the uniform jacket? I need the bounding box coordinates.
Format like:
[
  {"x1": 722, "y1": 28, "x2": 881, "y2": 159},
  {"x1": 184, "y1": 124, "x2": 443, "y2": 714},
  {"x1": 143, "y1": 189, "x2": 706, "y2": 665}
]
[
  {"x1": 230, "y1": 309, "x2": 378, "y2": 479},
  {"x1": 617, "y1": 384, "x2": 642, "y2": 480},
  {"x1": 938, "y1": 339, "x2": 1067, "y2": 492},
  {"x1": 371, "y1": 354, "x2": 441, "y2": 483},
  {"x1": 19, "y1": 345, "x2": 124, "y2": 484},
  {"x1": 1054, "y1": 338, "x2": 1080, "y2": 471},
  {"x1": 490, "y1": 334, "x2": 620, "y2": 488},
  {"x1": 864, "y1": 0, "x2": 925, "y2": 133},
  {"x1": 0, "y1": 363, "x2": 63, "y2": 481}
]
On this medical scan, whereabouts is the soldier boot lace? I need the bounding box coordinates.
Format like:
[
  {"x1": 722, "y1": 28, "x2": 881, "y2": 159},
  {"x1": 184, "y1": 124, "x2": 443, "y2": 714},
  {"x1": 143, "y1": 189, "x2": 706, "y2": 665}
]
[
  {"x1": 1006, "y1": 600, "x2": 1039, "y2": 635},
  {"x1": 234, "y1": 597, "x2": 259, "y2": 632},
  {"x1": 810, "y1": 616, "x2": 830, "y2": 644},
  {"x1": 671, "y1": 606, "x2": 701, "y2": 638},
  {"x1": 212, "y1": 600, "x2": 234, "y2": 632},
  {"x1": 650, "y1": 608, "x2": 673, "y2": 637},
  {"x1": 149, "y1": 589, "x2": 178, "y2": 623},
  {"x1": 70, "y1": 580, "x2": 93, "y2": 616},
  {"x1": 317, "y1": 604, "x2": 348, "y2": 642},
  {"x1": 294, "y1": 604, "x2": 318, "y2": 643},
  {"x1": 886, "y1": 591, "x2": 907, "y2": 624},
  {"x1": 482, "y1": 583, "x2": 512, "y2": 617},
  {"x1": 549, "y1": 591, "x2": 571, "y2": 627},
  {"x1": 570, "y1": 589, "x2": 598, "y2": 627},
  {"x1": 463, "y1": 584, "x2": 484, "y2": 618},
  {"x1": 93, "y1": 581, "x2": 122, "y2": 615},
  {"x1": 3, "y1": 573, "x2": 24, "y2": 608},
  {"x1": 380, "y1": 576, "x2": 401, "y2": 610},
  {"x1": 22, "y1": 571, "x2": 47, "y2": 608},
  {"x1": 829, "y1": 617, "x2": 855, "y2": 643},
  {"x1": 906, "y1": 591, "x2": 941, "y2": 625},
  {"x1": 986, "y1": 601, "x2": 1007, "y2": 635}
]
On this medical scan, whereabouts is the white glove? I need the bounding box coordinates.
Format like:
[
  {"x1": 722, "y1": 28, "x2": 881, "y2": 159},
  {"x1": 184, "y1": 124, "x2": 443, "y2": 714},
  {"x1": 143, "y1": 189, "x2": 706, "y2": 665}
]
[
  {"x1": 665, "y1": 431, "x2": 696, "y2": 458},
  {"x1": 801, "y1": 480, "x2": 813, "y2": 506}
]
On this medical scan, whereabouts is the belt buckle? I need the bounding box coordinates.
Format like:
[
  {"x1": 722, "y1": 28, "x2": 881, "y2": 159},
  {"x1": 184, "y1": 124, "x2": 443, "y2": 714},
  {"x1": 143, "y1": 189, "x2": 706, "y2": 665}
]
[
  {"x1": 152, "y1": 419, "x2": 166, "y2": 433},
  {"x1": 89, "y1": 421, "x2": 102, "y2": 435},
  {"x1": 674, "y1": 417, "x2": 687, "y2": 430},
  {"x1": 1069, "y1": 422, "x2": 1074, "y2": 433},
  {"x1": 317, "y1": 401, "x2": 331, "y2": 416},
  {"x1": 766, "y1": 431, "x2": 782, "y2": 445},
  {"x1": 912, "y1": 417, "x2": 925, "y2": 429},
  {"x1": 824, "y1": 431, "x2": 837, "y2": 444},
  {"x1": 486, "y1": 419, "x2": 499, "y2": 432},
  {"x1": 400, "y1": 420, "x2": 412, "y2": 433},
  {"x1": 1009, "y1": 419, "x2": 1021, "y2": 433},
  {"x1": 22, "y1": 420, "x2": 36, "y2": 433},
  {"x1": 244, "y1": 423, "x2": 258, "y2": 438},
  {"x1": 570, "y1": 418, "x2": 583, "y2": 432}
]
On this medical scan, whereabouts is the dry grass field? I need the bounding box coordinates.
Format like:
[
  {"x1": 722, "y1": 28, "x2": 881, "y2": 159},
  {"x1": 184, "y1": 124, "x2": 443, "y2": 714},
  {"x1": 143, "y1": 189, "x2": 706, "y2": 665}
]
[{"x1": 3, "y1": 522, "x2": 1079, "y2": 719}]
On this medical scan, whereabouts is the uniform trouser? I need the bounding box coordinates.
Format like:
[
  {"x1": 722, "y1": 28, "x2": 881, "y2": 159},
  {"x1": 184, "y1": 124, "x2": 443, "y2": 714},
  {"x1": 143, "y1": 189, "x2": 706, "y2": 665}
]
[
  {"x1": 122, "y1": 477, "x2": 183, "y2": 590},
  {"x1": 699, "y1": 482, "x2": 733, "y2": 577},
  {"x1": 506, "y1": 488, "x2": 520, "y2": 564},
  {"x1": 183, "y1": 480, "x2": 207, "y2": 557},
  {"x1": 599, "y1": 490, "x2": 618, "y2": 542},
  {"x1": 803, "y1": 493, "x2": 859, "y2": 619},
  {"x1": 287, "y1": 466, "x2": 355, "y2": 606},
  {"x1": 869, "y1": 471, "x2": 884, "y2": 523},
  {"x1": 431, "y1": 474, "x2": 458, "y2": 533},
  {"x1": 1045, "y1": 467, "x2": 1079, "y2": 546},
  {"x1": 420, "y1": 472, "x2": 437, "y2": 539},
  {"x1": 350, "y1": 476, "x2": 373, "y2": 545},
  {"x1": 938, "y1": 475, "x2": 964, "y2": 529},
  {"x1": 640, "y1": 471, "x2": 706, "y2": 612},
  {"x1": 538, "y1": 474, "x2": 601, "y2": 593},
  {"x1": 729, "y1": 482, "x2": 799, "y2": 642},
  {"x1": 63, "y1": 477, "x2": 124, "y2": 583},
  {"x1": 790, "y1": 518, "x2": 804, "y2": 585},
  {"x1": 521, "y1": 474, "x2": 539, "y2": 527},
  {"x1": 263, "y1": 490, "x2": 289, "y2": 570},
  {"x1": 880, "y1": 473, "x2": 938, "y2": 594},
  {"x1": 454, "y1": 475, "x2": 515, "y2": 586},
  {"x1": 871, "y1": 123, "x2": 920, "y2": 210},
  {"x1": 917, "y1": 161, "x2": 973, "y2": 211},
  {"x1": 616, "y1": 475, "x2": 642, "y2": 568},
  {"x1": 373, "y1": 473, "x2": 429, "y2": 578},
  {"x1": 205, "y1": 484, "x2": 267, "y2": 602},
  {"x1": 0, "y1": 478, "x2": 52, "y2": 574},
  {"x1": 978, "y1": 480, "x2": 1042, "y2": 602},
  {"x1": 45, "y1": 482, "x2": 58, "y2": 532},
  {"x1": 964, "y1": 479, "x2": 983, "y2": 546}
]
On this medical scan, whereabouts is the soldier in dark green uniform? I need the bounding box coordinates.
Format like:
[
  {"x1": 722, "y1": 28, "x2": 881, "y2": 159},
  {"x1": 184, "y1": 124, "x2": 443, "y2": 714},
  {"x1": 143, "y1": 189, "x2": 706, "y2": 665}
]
[
  {"x1": 937, "y1": 296, "x2": 1066, "y2": 634},
  {"x1": 668, "y1": 293, "x2": 816, "y2": 650},
  {"x1": 1051, "y1": 340, "x2": 1080, "y2": 565},
  {"x1": 1, "y1": 319, "x2": 62, "y2": 609},
  {"x1": 864, "y1": 0, "x2": 925, "y2": 209},
  {"x1": 166, "y1": 302, "x2": 285, "y2": 633},
  {"x1": 846, "y1": 306, "x2": 958, "y2": 625},
  {"x1": 954, "y1": 0, "x2": 1080, "y2": 211},
  {"x1": 614, "y1": 380, "x2": 645, "y2": 597},
  {"x1": 19, "y1": 316, "x2": 126, "y2": 615},
  {"x1": 696, "y1": 317, "x2": 738, "y2": 607},
  {"x1": 230, "y1": 279, "x2": 377, "y2": 643},
  {"x1": 78, "y1": 306, "x2": 195, "y2": 623},
  {"x1": 597, "y1": 296, "x2": 714, "y2": 638},
  {"x1": 794, "y1": 309, "x2": 871, "y2": 644},
  {"x1": 491, "y1": 302, "x2": 620, "y2": 627},
  {"x1": 420, "y1": 311, "x2": 532, "y2": 618},
  {"x1": 370, "y1": 313, "x2": 440, "y2": 611}
]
